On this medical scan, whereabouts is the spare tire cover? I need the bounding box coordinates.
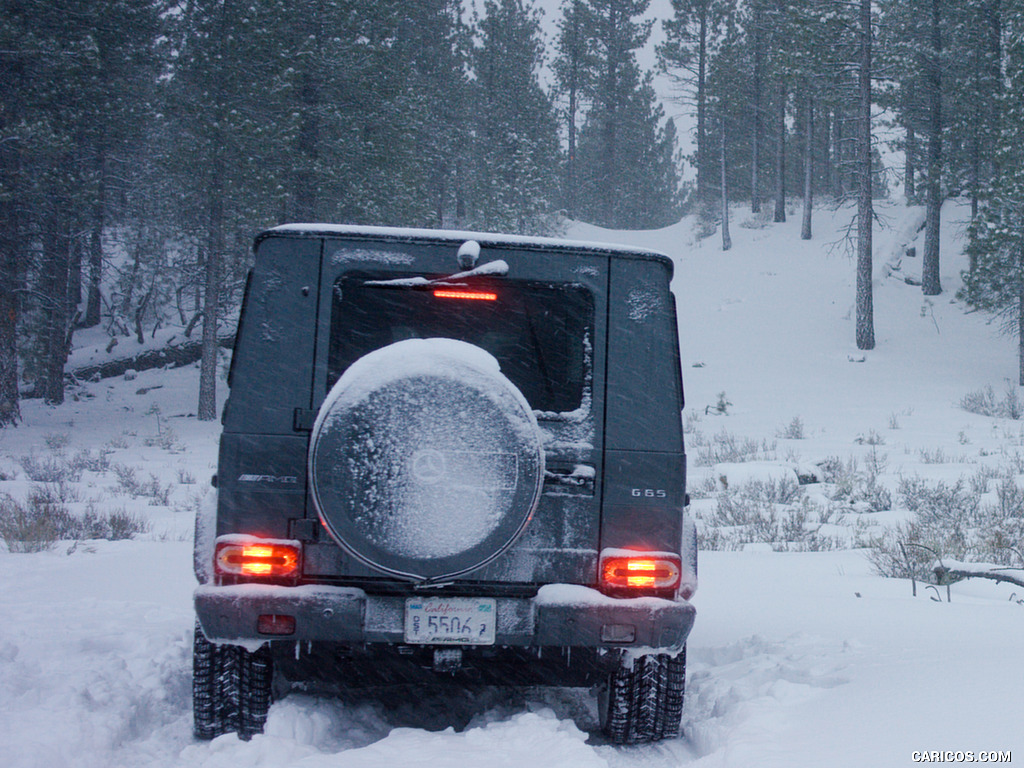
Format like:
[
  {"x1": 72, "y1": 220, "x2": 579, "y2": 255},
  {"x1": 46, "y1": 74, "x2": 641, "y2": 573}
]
[{"x1": 309, "y1": 338, "x2": 545, "y2": 581}]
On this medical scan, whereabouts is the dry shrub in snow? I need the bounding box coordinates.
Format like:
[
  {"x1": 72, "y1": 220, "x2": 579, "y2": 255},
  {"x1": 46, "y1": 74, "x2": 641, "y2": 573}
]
[
  {"x1": 19, "y1": 453, "x2": 82, "y2": 483},
  {"x1": 0, "y1": 494, "x2": 72, "y2": 552},
  {"x1": 869, "y1": 470, "x2": 1024, "y2": 579},
  {"x1": 19, "y1": 448, "x2": 113, "y2": 482},
  {"x1": 819, "y1": 454, "x2": 893, "y2": 513},
  {"x1": 699, "y1": 479, "x2": 841, "y2": 552},
  {"x1": 693, "y1": 430, "x2": 777, "y2": 467},
  {"x1": 0, "y1": 492, "x2": 150, "y2": 552},
  {"x1": 960, "y1": 385, "x2": 1022, "y2": 420},
  {"x1": 776, "y1": 416, "x2": 806, "y2": 440}
]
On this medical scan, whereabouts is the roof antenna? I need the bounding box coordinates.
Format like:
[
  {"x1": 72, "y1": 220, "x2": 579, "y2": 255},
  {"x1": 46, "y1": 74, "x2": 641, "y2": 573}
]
[{"x1": 457, "y1": 240, "x2": 480, "y2": 271}]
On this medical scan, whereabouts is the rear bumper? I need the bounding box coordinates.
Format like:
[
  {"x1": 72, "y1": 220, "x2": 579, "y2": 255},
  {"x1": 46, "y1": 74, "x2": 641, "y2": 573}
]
[{"x1": 195, "y1": 582, "x2": 695, "y2": 652}]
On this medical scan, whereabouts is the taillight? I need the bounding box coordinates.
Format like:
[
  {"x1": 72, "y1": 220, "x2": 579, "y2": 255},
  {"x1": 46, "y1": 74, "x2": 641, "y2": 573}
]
[
  {"x1": 215, "y1": 539, "x2": 301, "y2": 579},
  {"x1": 600, "y1": 551, "x2": 681, "y2": 595},
  {"x1": 432, "y1": 289, "x2": 497, "y2": 301}
]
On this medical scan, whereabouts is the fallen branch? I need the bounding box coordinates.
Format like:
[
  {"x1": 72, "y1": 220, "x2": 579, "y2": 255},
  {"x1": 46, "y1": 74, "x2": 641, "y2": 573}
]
[{"x1": 933, "y1": 564, "x2": 1024, "y2": 590}]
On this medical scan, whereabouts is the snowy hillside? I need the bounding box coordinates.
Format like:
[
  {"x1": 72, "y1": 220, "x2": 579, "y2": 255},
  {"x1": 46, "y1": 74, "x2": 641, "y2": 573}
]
[{"x1": 1, "y1": 199, "x2": 1021, "y2": 767}]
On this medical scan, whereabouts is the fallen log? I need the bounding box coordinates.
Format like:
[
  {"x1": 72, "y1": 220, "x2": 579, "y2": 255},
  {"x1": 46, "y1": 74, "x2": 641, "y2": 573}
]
[{"x1": 66, "y1": 333, "x2": 235, "y2": 385}]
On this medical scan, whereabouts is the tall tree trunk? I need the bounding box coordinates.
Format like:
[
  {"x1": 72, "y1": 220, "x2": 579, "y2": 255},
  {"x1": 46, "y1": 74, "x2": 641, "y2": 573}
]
[
  {"x1": 295, "y1": 1, "x2": 323, "y2": 221},
  {"x1": 969, "y1": 41, "x2": 982, "y2": 221},
  {"x1": 0, "y1": 221, "x2": 18, "y2": 426},
  {"x1": 84, "y1": 186, "x2": 104, "y2": 328},
  {"x1": 599, "y1": 3, "x2": 620, "y2": 226},
  {"x1": 41, "y1": 206, "x2": 71, "y2": 405},
  {"x1": 695, "y1": 1, "x2": 708, "y2": 211},
  {"x1": 751, "y1": 0, "x2": 763, "y2": 214},
  {"x1": 198, "y1": 201, "x2": 222, "y2": 422},
  {"x1": 922, "y1": 0, "x2": 942, "y2": 296},
  {"x1": 454, "y1": 157, "x2": 466, "y2": 226},
  {"x1": 823, "y1": 110, "x2": 832, "y2": 199},
  {"x1": 567, "y1": 78, "x2": 579, "y2": 219},
  {"x1": 199, "y1": 125, "x2": 225, "y2": 421},
  {"x1": 0, "y1": 271, "x2": 17, "y2": 425},
  {"x1": 773, "y1": 80, "x2": 786, "y2": 223},
  {"x1": 801, "y1": 95, "x2": 813, "y2": 240},
  {"x1": 721, "y1": 117, "x2": 731, "y2": 251},
  {"x1": 0, "y1": 79, "x2": 21, "y2": 426},
  {"x1": 856, "y1": 0, "x2": 874, "y2": 351},
  {"x1": 984, "y1": 0, "x2": 1002, "y2": 183},
  {"x1": 905, "y1": 123, "x2": 917, "y2": 203},
  {"x1": 69, "y1": 236, "x2": 82, "y2": 308},
  {"x1": 833, "y1": 109, "x2": 845, "y2": 199},
  {"x1": 1019, "y1": 247, "x2": 1024, "y2": 386},
  {"x1": 564, "y1": 0, "x2": 583, "y2": 220},
  {"x1": 198, "y1": 0, "x2": 232, "y2": 421}
]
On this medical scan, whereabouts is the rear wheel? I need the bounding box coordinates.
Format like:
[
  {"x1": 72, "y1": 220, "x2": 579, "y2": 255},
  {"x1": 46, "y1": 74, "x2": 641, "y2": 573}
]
[
  {"x1": 193, "y1": 621, "x2": 273, "y2": 740},
  {"x1": 599, "y1": 648, "x2": 686, "y2": 744}
]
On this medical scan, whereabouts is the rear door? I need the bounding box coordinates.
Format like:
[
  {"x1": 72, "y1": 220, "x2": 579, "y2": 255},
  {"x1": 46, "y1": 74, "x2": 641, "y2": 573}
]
[{"x1": 302, "y1": 236, "x2": 609, "y2": 587}]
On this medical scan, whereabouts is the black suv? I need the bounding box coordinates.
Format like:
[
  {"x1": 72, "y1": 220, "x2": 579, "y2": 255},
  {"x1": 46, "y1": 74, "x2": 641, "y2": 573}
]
[{"x1": 193, "y1": 225, "x2": 696, "y2": 744}]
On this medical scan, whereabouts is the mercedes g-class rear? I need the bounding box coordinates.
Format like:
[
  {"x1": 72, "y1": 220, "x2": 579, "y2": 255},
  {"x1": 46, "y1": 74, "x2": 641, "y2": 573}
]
[{"x1": 193, "y1": 225, "x2": 696, "y2": 744}]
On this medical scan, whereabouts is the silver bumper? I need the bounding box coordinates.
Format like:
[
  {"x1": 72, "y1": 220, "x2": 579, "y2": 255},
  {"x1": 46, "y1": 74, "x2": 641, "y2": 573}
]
[{"x1": 195, "y1": 583, "x2": 695, "y2": 651}]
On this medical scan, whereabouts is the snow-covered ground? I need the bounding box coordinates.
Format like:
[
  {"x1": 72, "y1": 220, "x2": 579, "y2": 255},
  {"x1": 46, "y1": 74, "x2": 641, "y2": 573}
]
[{"x1": 2, "y1": 199, "x2": 1022, "y2": 767}]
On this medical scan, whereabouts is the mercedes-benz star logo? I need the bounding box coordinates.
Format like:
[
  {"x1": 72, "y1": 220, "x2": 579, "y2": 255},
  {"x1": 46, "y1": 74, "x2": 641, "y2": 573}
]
[{"x1": 411, "y1": 450, "x2": 447, "y2": 484}]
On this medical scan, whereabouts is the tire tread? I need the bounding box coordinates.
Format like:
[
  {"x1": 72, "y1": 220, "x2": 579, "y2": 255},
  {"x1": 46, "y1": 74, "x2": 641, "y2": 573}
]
[
  {"x1": 192, "y1": 621, "x2": 273, "y2": 741},
  {"x1": 600, "y1": 649, "x2": 686, "y2": 744}
]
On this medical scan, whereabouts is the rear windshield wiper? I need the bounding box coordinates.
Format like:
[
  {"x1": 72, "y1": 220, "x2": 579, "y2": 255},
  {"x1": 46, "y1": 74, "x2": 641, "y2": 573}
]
[{"x1": 364, "y1": 259, "x2": 509, "y2": 289}]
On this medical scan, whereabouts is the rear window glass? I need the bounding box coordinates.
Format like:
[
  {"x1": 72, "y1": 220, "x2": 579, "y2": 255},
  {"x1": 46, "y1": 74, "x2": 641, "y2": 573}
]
[{"x1": 328, "y1": 272, "x2": 593, "y2": 414}]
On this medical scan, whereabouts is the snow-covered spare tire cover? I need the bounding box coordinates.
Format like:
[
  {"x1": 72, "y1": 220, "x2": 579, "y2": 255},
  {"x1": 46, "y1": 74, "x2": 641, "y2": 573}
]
[{"x1": 309, "y1": 338, "x2": 545, "y2": 582}]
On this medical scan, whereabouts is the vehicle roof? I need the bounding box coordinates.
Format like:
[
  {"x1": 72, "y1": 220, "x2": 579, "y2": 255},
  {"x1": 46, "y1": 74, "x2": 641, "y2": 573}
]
[{"x1": 260, "y1": 224, "x2": 673, "y2": 269}]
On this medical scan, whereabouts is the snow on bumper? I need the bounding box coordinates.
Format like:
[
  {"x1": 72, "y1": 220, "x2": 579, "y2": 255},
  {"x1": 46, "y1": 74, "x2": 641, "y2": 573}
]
[{"x1": 194, "y1": 583, "x2": 695, "y2": 651}]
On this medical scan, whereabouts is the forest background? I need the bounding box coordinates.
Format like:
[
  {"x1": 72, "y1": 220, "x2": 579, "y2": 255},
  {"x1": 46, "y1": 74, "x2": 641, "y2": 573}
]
[{"x1": 1, "y1": 0, "x2": 1023, "y2": 425}]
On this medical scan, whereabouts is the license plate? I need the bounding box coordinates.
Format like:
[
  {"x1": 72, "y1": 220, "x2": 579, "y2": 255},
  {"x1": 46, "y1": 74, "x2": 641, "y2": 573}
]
[{"x1": 404, "y1": 597, "x2": 496, "y2": 645}]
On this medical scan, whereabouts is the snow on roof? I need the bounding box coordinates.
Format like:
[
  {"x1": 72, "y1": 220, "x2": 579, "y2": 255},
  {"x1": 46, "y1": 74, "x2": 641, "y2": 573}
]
[{"x1": 263, "y1": 223, "x2": 671, "y2": 262}]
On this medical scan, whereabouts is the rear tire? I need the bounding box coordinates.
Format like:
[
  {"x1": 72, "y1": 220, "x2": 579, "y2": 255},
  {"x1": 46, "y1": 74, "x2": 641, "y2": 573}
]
[
  {"x1": 192, "y1": 621, "x2": 273, "y2": 740},
  {"x1": 599, "y1": 648, "x2": 685, "y2": 744}
]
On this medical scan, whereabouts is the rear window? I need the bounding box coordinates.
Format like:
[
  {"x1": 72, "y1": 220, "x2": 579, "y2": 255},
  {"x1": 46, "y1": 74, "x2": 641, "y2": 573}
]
[{"x1": 328, "y1": 271, "x2": 593, "y2": 414}]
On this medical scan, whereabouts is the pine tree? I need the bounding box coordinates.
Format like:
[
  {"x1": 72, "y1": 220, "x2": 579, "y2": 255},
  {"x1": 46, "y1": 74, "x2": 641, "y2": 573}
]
[
  {"x1": 0, "y1": 0, "x2": 167, "y2": 418},
  {"x1": 781, "y1": 0, "x2": 856, "y2": 239},
  {"x1": 164, "y1": 0, "x2": 273, "y2": 420},
  {"x1": 574, "y1": 0, "x2": 682, "y2": 228},
  {"x1": 877, "y1": 0, "x2": 949, "y2": 295},
  {"x1": 944, "y1": 0, "x2": 1002, "y2": 220},
  {"x1": 658, "y1": 0, "x2": 728, "y2": 214},
  {"x1": 553, "y1": 0, "x2": 598, "y2": 219},
  {"x1": 702, "y1": 6, "x2": 745, "y2": 240},
  {"x1": 764, "y1": 0, "x2": 791, "y2": 223},
  {"x1": 0, "y1": 0, "x2": 29, "y2": 424},
  {"x1": 578, "y1": 0, "x2": 651, "y2": 225},
  {"x1": 395, "y1": 0, "x2": 472, "y2": 227},
  {"x1": 876, "y1": 0, "x2": 929, "y2": 204},
  {"x1": 749, "y1": 0, "x2": 764, "y2": 213},
  {"x1": 576, "y1": 66, "x2": 683, "y2": 228},
  {"x1": 0, "y1": 0, "x2": 143, "y2": 405},
  {"x1": 468, "y1": 0, "x2": 560, "y2": 233},
  {"x1": 961, "y1": 4, "x2": 1024, "y2": 384},
  {"x1": 80, "y1": 0, "x2": 164, "y2": 331}
]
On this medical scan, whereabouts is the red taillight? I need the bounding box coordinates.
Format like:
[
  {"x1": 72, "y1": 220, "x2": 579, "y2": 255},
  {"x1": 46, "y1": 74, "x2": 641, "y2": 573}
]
[
  {"x1": 601, "y1": 553, "x2": 681, "y2": 593},
  {"x1": 433, "y1": 289, "x2": 497, "y2": 301},
  {"x1": 215, "y1": 540, "x2": 301, "y2": 579}
]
